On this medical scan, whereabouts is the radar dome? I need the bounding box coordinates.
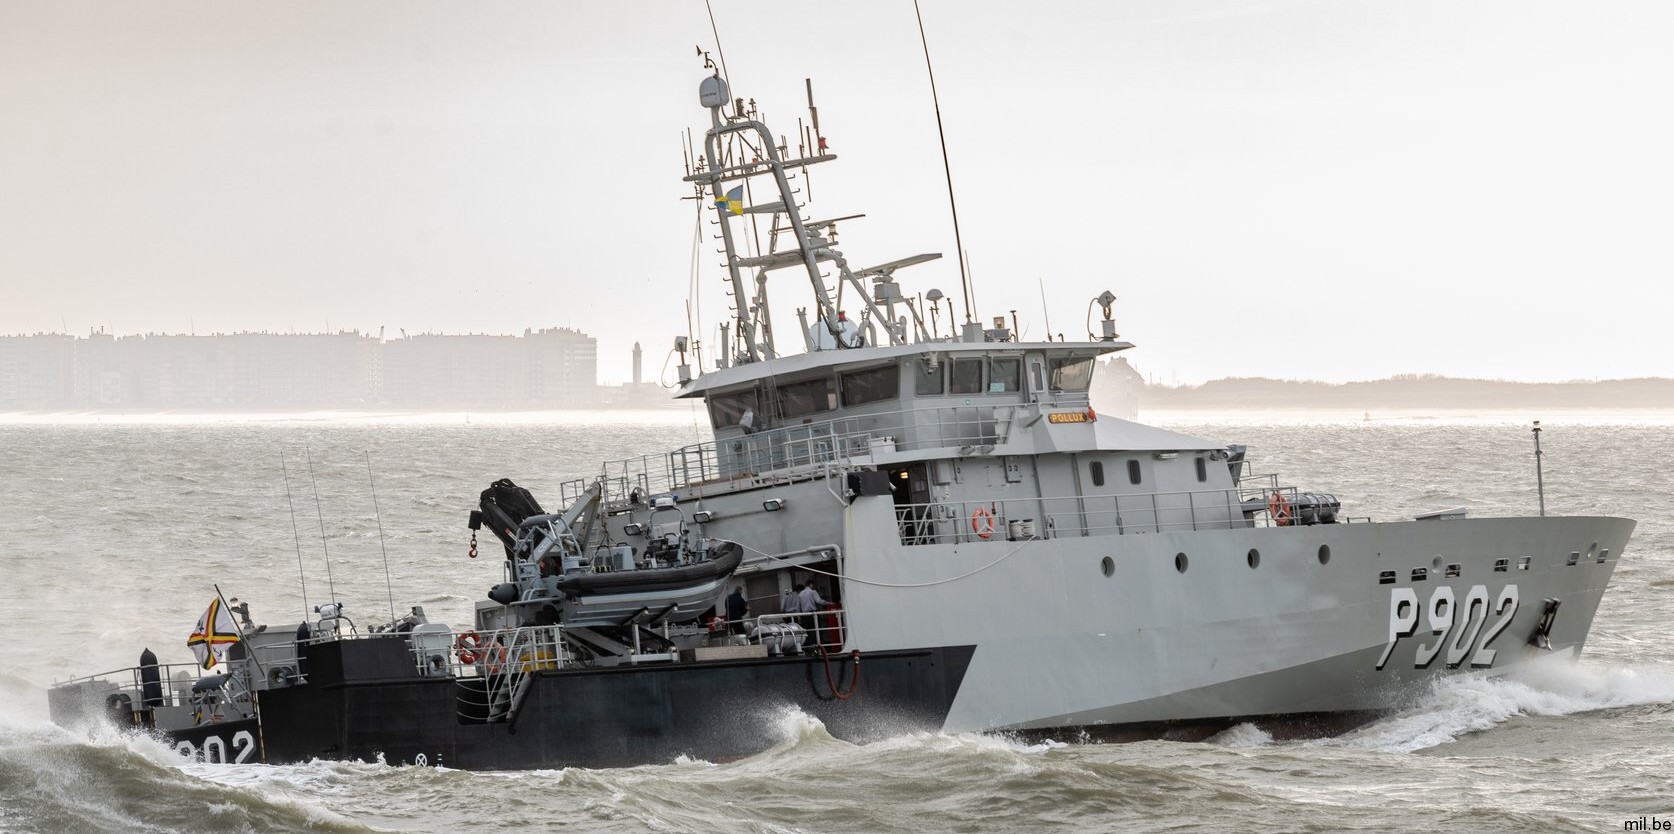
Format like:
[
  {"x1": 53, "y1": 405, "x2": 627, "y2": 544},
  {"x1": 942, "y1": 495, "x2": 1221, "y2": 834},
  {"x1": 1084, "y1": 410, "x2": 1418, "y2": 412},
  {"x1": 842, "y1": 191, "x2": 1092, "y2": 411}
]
[{"x1": 699, "y1": 76, "x2": 729, "y2": 108}]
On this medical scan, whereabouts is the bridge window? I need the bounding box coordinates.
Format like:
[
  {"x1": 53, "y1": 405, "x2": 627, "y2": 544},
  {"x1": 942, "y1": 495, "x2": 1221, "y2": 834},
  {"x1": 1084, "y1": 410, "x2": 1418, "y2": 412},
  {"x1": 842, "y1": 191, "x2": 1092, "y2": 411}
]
[
  {"x1": 1127, "y1": 459, "x2": 1142, "y2": 485},
  {"x1": 1195, "y1": 458, "x2": 1208, "y2": 482},
  {"x1": 1049, "y1": 357, "x2": 1095, "y2": 392},
  {"x1": 707, "y1": 389, "x2": 758, "y2": 430},
  {"x1": 777, "y1": 377, "x2": 835, "y2": 419},
  {"x1": 989, "y1": 357, "x2": 1021, "y2": 393},
  {"x1": 950, "y1": 359, "x2": 984, "y2": 394},
  {"x1": 841, "y1": 365, "x2": 899, "y2": 407},
  {"x1": 914, "y1": 358, "x2": 945, "y2": 395},
  {"x1": 1090, "y1": 461, "x2": 1105, "y2": 487}
]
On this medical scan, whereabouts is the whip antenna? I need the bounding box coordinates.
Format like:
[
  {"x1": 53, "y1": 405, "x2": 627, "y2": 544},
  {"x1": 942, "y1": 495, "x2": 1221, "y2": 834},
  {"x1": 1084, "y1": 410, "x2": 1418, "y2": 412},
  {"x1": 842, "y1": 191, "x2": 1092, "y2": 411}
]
[
  {"x1": 365, "y1": 451, "x2": 397, "y2": 625},
  {"x1": 704, "y1": 0, "x2": 734, "y2": 90},
  {"x1": 913, "y1": 0, "x2": 974, "y2": 325},
  {"x1": 280, "y1": 452, "x2": 310, "y2": 619},
  {"x1": 305, "y1": 447, "x2": 338, "y2": 605}
]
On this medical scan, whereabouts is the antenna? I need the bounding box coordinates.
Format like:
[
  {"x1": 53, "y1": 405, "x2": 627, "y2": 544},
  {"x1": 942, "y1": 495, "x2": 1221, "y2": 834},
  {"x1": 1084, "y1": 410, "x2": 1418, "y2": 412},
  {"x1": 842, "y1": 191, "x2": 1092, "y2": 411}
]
[
  {"x1": 305, "y1": 447, "x2": 338, "y2": 605},
  {"x1": 1532, "y1": 421, "x2": 1546, "y2": 517},
  {"x1": 365, "y1": 451, "x2": 397, "y2": 625},
  {"x1": 281, "y1": 452, "x2": 310, "y2": 619},
  {"x1": 913, "y1": 0, "x2": 974, "y2": 325},
  {"x1": 703, "y1": 0, "x2": 734, "y2": 90},
  {"x1": 1039, "y1": 278, "x2": 1054, "y2": 342}
]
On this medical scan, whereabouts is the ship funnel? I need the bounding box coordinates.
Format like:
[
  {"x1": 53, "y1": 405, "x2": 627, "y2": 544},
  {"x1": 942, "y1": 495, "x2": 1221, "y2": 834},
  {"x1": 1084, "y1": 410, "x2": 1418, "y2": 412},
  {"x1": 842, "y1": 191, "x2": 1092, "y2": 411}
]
[{"x1": 699, "y1": 75, "x2": 729, "y2": 109}]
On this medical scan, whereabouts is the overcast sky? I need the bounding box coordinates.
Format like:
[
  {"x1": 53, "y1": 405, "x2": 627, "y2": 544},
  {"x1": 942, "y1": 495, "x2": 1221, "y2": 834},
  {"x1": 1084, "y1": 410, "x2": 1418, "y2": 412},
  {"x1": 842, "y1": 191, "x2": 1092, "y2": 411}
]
[{"x1": 3, "y1": 1, "x2": 1671, "y2": 385}]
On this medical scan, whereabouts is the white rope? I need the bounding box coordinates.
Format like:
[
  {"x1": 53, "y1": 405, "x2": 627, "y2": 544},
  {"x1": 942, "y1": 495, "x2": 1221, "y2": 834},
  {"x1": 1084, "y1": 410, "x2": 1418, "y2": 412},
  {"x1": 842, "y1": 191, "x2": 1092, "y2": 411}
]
[{"x1": 736, "y1": 536, "x2": 1039, "y2": 589}]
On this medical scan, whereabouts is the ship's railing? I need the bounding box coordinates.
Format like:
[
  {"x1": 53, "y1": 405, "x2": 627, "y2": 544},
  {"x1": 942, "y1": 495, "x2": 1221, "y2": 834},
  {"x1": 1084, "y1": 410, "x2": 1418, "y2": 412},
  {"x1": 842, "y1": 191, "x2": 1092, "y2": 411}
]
[
  {"x1": 891, "y1": 484, "x2": 1335, "y2": 544},
  {"x1": 52, "y1": 659, "x2": 241, "y2": 712},
  {"x1": 748, "y1": 609, "x2": 847, "y2": 654},
  {"x1": 449, "y1": 626, "x2": 565, "y2": 722},
  {"x1": 600, "y1": 401, "x2": 1030, "y2": 500}
]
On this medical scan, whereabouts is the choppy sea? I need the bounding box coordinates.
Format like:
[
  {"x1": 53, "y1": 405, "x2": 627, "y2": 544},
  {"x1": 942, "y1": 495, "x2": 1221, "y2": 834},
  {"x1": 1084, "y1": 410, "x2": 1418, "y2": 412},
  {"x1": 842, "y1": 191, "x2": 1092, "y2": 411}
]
[{"x1": 1, "y1": 409, "x2": 1670, "y2": 833}]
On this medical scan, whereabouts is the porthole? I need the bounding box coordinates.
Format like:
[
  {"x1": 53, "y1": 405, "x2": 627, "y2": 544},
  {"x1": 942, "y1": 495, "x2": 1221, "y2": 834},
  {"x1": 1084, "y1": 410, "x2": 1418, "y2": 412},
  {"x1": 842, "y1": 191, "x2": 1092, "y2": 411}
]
[
  {"x1": 1246, "y1": 548, "x2": 1260, "y2": 569},
  {"x1": 1587, "y1": 541, "x2": 1599, "y2": 561},
  {"x1": 1317, "y1": 545, "x2": 1331, "y2": 565},
  {"x1": 1101, "y1": 556, "x2": 1115, "y2": 577},
  {"x1": 1175, "y1": 552, "x2": 1189, "y2": 573}
]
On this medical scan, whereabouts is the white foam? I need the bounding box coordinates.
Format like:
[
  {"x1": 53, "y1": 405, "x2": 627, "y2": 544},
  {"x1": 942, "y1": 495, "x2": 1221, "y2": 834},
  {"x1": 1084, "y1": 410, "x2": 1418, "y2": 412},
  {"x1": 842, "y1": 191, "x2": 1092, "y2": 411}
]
[
  {"x1": 1206, "y1": 722, "x2": 1275, "y2": 748},
  {"x1": 1331, "y1": 662, "x2": 1674, "y2": 754}
]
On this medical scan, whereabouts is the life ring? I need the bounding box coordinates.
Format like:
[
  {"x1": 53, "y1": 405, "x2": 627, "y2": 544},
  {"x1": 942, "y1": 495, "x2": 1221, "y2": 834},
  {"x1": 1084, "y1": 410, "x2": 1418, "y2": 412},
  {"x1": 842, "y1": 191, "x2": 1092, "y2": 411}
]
[
  {"x1": 454, "y1": 630, "x2": 482, "y2": 665},
  {"x1": 1268, "y1": 491, "x2": 1293, "y2": 527},
  {"x1": 971, "y1": 507, "x2": 996, "y2": 540}
]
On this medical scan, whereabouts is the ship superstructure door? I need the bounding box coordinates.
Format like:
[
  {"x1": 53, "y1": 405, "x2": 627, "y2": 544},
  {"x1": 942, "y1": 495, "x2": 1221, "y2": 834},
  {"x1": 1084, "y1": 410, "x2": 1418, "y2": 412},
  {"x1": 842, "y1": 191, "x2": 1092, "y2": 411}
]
[
  {"x1": 1035, "y1": 453, "x2": 1084, "y2": 537},
  {"x1": 890, "y1": 463, "x2": 934, "y2": 544},
  {"x1": 1026, "y1": 353, "x2": 1047, "y2": 404}
]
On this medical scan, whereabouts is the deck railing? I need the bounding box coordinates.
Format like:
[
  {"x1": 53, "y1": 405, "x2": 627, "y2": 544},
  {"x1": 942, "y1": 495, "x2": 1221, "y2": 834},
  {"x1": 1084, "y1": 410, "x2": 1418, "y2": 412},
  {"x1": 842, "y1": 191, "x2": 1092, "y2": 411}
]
[
  {"x1": 598, "y1": 400, "x2": 1036, "y2": 502},
  {"x1": 890, "y1": 483, "x2": 1344, "y2": 544}
]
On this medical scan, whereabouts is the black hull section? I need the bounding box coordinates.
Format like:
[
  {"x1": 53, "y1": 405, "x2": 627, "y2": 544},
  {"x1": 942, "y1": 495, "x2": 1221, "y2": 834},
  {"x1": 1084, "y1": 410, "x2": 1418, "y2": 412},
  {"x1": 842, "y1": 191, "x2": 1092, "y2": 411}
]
[{"x1": 255, "y1": 645, "x2": 974, "y2": 770}]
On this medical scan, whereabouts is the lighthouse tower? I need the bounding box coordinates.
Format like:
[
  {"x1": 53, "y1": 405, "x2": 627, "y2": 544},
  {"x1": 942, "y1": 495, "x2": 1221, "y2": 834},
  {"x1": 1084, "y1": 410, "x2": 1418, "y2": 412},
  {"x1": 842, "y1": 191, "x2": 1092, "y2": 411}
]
[{"x1": 632, "y1": 342, "x2": 643, "y2": 386}]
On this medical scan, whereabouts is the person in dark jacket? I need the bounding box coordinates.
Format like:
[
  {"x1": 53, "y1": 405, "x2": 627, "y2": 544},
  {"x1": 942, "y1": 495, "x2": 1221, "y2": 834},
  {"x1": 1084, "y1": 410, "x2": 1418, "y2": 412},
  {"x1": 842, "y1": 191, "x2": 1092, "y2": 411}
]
[{"x1": 725, "y1": 585, "x2": 750, "y2": 635}]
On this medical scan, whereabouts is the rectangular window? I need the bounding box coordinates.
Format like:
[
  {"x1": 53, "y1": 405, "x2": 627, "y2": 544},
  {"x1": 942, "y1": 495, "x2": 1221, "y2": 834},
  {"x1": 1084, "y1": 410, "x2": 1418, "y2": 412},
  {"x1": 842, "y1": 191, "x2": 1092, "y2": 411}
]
[
  {"x1": 914, "y1": 358, "x2": 945, "y2": 395},
  {"x1": 841, "y1": 365, "x2": 899, "y2": 407},
  {"x1": 707, "y1": 389, "x2": 758, "y2": 430},
  {"x1": 950, "y1": 359, "x2": 984, "y2": 394},
  {"x1": 1090, "y1": 461, "x2": 1105, "y2": 487},
  {"x1": 777, "y1": 377, "x2": 835, "y2": 419},
  {"x1": 989, "y1": 357, "x2": 1021, "y2": 393},
  {"x1": 1127, "y1": 459, "x2": 1141, "y2": 485},
  {"x1": 1048, "y1": 357, "x2": 1095, "y2": 392},
  {"x1": 1195, "y1": 458, "x2": 1207, "y2": 482}
]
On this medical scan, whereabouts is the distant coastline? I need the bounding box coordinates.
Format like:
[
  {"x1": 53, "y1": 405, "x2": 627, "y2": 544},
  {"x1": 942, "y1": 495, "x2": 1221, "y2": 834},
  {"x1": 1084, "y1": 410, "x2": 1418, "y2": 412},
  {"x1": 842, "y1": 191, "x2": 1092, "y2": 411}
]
[{"x1": 1133, "y1": 375, "x2": 1674, "y2": 411}]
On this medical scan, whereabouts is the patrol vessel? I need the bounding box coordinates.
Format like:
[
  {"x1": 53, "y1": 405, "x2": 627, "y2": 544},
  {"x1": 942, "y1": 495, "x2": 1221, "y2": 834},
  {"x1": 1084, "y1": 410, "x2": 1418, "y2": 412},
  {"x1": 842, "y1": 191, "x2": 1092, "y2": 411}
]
[{"x1": 47, "y1": 65, "x2": 1635, "y2": 769}]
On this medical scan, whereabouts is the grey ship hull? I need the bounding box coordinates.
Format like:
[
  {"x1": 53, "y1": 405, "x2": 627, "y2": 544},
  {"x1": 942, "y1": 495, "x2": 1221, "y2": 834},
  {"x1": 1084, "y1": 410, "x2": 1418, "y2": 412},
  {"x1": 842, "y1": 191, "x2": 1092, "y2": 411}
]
[{"x1": 835, "y1": 497, "x2": 1631, "y2": 733}]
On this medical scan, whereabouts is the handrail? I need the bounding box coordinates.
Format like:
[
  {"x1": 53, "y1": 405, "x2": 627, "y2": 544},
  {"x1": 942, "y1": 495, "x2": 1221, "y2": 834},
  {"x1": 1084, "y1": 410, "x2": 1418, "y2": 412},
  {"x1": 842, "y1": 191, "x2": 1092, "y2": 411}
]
[
  {"x1": 751, "y1": 609, "x2": 847, "y2": 653},
  {"x1": 600, "y1": 399, "x2": 1044, "y2": 501},
  {"x1": 887, "y1": 484, "x2": 1346, "y2": 544}
]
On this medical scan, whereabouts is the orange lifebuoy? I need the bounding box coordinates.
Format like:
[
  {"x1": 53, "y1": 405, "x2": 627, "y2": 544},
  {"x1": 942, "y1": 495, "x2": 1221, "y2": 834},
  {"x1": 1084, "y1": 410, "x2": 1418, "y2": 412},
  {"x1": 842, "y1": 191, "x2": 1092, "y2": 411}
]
[
  {"x1": 1268, "y1": 491, "x2": 1293, "y2": 527},
  {"x1": 971, "y1": 507, "x2": 996, "y2": 540},
  {"x1": 454, "y1": 630, "x2": 482, "y2": 665}
]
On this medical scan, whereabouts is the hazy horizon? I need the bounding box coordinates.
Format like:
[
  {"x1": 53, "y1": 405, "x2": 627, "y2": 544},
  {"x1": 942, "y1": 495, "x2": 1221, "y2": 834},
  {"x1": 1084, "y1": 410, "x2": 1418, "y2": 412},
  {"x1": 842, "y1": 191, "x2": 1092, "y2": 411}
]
[{"x1": 5, "y1": 1, "x2": 1671, "y2": 386}]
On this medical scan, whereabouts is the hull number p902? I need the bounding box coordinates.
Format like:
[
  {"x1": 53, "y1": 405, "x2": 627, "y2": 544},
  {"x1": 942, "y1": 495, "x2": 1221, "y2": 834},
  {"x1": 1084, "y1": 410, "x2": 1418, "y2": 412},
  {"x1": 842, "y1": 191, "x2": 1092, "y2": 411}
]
[{"x1": 1377, "y1": 584, "x2": 1519, "y2": 670}]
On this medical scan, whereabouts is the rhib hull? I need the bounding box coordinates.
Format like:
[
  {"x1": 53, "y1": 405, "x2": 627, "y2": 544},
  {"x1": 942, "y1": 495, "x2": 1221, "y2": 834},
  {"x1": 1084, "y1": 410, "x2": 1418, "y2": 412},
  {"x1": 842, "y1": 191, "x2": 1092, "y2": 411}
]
[{"x1": 838, "y1": 495, "x2": 1633, "y2": 735}]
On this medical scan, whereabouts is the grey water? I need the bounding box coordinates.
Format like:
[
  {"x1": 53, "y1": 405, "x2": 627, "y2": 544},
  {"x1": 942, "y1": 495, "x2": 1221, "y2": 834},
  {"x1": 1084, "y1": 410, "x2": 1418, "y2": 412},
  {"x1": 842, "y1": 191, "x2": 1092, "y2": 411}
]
[{"x1": 1, "y1": 412, "x2": 1671, "y2": 833}]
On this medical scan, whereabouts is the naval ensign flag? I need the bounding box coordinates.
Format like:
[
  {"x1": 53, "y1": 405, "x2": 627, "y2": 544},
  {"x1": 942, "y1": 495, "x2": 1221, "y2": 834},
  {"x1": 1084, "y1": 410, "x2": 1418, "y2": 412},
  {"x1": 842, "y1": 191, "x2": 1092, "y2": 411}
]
[{"x1": 187, "y1": 598, "x2": 241, "y2": 669}]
